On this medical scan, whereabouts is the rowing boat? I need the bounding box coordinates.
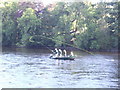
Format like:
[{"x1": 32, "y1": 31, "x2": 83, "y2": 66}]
[{"x1": 50, "y1": 56, "x2": 75, "y2": 60}]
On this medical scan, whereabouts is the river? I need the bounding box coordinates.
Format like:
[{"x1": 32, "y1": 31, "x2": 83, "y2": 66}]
[{"x1": 0, "y1": 47, "x2": 119, "y2": 88}]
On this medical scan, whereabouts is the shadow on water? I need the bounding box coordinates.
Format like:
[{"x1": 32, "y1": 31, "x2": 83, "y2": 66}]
[{"x1": 0, "y1": 47, "x2": 119, "y2": 88}]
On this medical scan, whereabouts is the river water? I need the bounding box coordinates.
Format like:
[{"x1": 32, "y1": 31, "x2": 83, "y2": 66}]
[{"x1": 0, "y1": 47, "x2": 119, "y2": 88}]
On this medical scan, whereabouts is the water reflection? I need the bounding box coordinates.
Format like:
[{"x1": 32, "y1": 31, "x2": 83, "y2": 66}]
[{"x1": 0, "y1": 47, "x2": 119, "y2": 88}]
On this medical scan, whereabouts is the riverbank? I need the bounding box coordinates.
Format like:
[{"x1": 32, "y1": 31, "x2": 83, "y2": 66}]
[{"x1": 2, "y1": 46, "x2": 119, "y2": 53}]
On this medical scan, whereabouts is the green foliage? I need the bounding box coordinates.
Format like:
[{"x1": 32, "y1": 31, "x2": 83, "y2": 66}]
[
  {"x1": 17, "y1": 8, "x2": 41, "y2": 46},
  {"x1": 1, "y1": 1, "x2": 119, "y2": 51},
  {"x1": 2, "y1": 2, "x2": 19, "y2": 46}
]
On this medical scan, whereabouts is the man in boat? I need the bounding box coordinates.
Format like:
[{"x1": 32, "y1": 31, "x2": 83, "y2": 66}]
[
  {"x1": 63, "y1": 49, "x2": 67, "y2": 57},
  {"x1": 69, "y1": 51, "x2": 75, "y2": 58},
  {"x1": 58, "y1": 49, "x2": 63, "y2": 57},
  {"x1": 50, "y1": 48, "x2": 60, "y2": 58}
]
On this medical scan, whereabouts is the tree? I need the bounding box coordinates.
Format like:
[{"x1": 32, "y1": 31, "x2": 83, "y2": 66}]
[
  {"x1": 17, "y1": 8, "x2": 41, "y2": 47},
  {"x1": 1, "y1": 1, "x2": 118, "y2": 51},
  {"x1": 2, "y1": 2, "x2": 19, "y2": 46}
]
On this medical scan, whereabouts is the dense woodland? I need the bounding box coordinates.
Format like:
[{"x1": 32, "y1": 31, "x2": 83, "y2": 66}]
[{"x1": 0, "y1": 1, "x2": 119, "y2": 51}]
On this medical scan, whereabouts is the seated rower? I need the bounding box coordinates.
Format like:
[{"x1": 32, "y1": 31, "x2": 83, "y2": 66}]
[
  {"x1": 69, "y1": 51, "x2": 75, "y2": 58},
  {"x1": 50, "y1": 48, "x2": 58, "y2": 58},
  {"x1": 63, "y1": 49, "x2": 67, "y2": 57},
  {"x1": 59, "y1": 49, "x2": 63, "y2": 57},
  {"x1": 54, "y1": 48, "x2": 59, "y2": 57}
]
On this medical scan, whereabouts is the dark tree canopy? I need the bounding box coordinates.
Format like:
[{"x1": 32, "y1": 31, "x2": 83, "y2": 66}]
[{"x1": 1, "y1": 1, "x2": 119, "y2": 51}]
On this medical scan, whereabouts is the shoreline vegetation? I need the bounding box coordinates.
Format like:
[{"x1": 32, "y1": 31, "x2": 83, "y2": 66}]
[
  {"x1": 1, "y1": 1, "x2": 119, "y2": 52},
  {"x1": 2, "y1": 46, "x2": 119, "y2": 53}
]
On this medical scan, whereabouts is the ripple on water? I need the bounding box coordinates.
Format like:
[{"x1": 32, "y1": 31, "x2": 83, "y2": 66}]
[{"x1": 0, "y1": 49, "x2": 119, "y2": 88}]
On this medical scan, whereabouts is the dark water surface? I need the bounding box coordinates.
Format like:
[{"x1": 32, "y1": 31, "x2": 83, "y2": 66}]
[{"x1": 0, "y1": 47, "x2": 119, "y2": 88}]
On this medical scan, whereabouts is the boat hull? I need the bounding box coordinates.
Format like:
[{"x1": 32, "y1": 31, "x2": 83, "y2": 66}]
[{"x1": 51, "y1": 57, "x2": 75, "y2": 60}]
